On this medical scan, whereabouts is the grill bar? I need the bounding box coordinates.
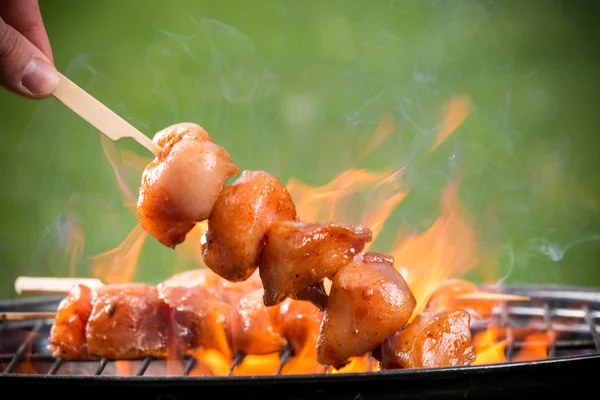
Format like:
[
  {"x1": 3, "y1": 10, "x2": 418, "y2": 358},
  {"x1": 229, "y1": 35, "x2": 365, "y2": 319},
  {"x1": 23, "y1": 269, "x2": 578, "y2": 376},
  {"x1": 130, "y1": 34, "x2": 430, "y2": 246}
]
[
  {"x1": 2, "y1": 320, "x2": 43, "y2": 374},
  {"x1": 0, "y1": 285, "x2": 599, "y2": 381},
  {"x1": 227, "y1": 352, "x2": 245, "y2": 376},
  {"x1": 544, "y1": 303, "x2": 556, "y2": 358},
  {"x1": 583, "y1": 305, "x2": 600, "y2": 352},
  {"x1": 93, "y1": 358, "x2": 108, "y2": 375},
  {"x1": 182, "y1": 357, "x2": 196, "y2": 376},
  {"x1": 501, "y1": 304, "x2": 515, "y2": 361},
  {"x1": 46, "y1": 357, "x2": 63, "y2": 375},
  {"x1": 135, "y1": 356, "x2": 151, "y2": 376},
  {"x1": 275, "y1": 346, "x2": 293, "y2": 375}
]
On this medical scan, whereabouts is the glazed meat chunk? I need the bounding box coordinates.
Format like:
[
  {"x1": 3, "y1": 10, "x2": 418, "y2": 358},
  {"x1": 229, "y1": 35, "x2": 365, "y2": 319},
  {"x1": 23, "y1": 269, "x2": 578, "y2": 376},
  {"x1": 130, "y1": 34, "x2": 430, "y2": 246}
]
[
  {"x1": 137, "y1": 122, "x2": 239, "y2": 248},
  {"x1": 374, "y1": 309, "x2": 476, "y2": 369},
  {"x1": 47, "y1": 284, "x2": 94, "y2": 360},
  {"x1": 85, "y1": 284, "x2": 169, "y2": 359},
  {"x1": 201, "y1": 170, "x2": 297, "y2": 282},
  {"x1": 157, "y1": 269, "x2": 231, "y2": 354},
  {"x1": 259, "y1": 220, "x2": 372, "y2": 307},
  {"x1": 316, "y1": 252, "x2": 416, "y2": 369}
]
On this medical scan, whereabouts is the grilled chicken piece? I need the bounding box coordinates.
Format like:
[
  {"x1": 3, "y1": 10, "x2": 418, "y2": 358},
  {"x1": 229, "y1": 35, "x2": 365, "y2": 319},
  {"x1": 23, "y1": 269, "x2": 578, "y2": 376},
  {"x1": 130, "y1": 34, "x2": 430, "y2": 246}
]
[
  {"x1": 47, "y1": 284, "x2": 94, "y2": 359},
  {"x1": 373, "y1": 309, "x2": 476, "y2": 369},
  {"x1": 426, "y1": 278, "x2": 493, "y2": 320},
  {"x1": 228, "y1": 288, "x2": 288, "y2": 356},
  {"x1": 259, "y1": 220, "x2": 372, "y2": 307},
  {"x1": 201, "y1": 170, "x2": 298, "y2": 282},
  {"x1": 316, "y1": 252, "x2": 417, "y2": 369},
  {"x1": 157, "y1": 270, "x2": 231, "y2": 354},
  {"x1": 137, "y1": 122, "x2": 239, "y2": 248},
  {"x1": 86, "y1": 284, "x2": 169, "y2": 359}
]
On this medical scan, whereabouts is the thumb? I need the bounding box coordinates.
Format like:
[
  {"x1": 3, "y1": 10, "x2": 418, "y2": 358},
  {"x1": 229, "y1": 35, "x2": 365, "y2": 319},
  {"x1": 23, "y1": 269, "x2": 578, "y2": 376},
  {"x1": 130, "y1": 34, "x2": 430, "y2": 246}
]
[{"x1": 0, "y1": 16, "x2": 59, "y2": 99}]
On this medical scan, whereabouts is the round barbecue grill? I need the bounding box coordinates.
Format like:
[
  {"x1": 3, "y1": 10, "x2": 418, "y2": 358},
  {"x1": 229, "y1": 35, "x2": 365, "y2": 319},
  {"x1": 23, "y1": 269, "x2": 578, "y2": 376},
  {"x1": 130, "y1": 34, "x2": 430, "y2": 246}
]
[{"x1": 1, "y1": 284, "x2": 599, "y2": 399}]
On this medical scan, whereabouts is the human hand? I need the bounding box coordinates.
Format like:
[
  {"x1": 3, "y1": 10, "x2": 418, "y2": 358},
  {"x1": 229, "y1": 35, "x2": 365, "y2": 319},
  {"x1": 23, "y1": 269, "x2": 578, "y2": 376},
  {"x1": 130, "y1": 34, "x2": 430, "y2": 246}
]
[{"x1": 0, "y1": 0, "x2": 59, "y2": 99}]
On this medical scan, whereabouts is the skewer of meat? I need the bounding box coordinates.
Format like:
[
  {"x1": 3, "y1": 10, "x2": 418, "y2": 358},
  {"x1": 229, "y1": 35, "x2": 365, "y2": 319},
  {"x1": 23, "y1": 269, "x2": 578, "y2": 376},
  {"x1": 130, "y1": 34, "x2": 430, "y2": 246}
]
[
  {"x1": 128, "y1": 122, "x2": 479, "y2": 370},
  {"x1": 7, "y1": 275, "x2": 529, "y2": 372},
  {"x1": 42, "y1": 269, "x2": 320, "y2": 364}
]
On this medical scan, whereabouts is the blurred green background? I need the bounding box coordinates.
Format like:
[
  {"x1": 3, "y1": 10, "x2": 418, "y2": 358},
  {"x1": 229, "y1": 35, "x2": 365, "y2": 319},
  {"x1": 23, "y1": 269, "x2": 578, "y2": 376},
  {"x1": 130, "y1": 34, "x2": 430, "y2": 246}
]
[{"x1": 1, "y1": 0, "x2": 600, "y2": 299}]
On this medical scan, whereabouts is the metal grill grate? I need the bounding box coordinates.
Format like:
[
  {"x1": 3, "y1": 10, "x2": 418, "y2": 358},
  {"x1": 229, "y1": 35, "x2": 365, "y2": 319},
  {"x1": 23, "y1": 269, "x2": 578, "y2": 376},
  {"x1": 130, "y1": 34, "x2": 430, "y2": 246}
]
[{"x1": 1, "y1": 285, "x2": 599, "y2": 378}]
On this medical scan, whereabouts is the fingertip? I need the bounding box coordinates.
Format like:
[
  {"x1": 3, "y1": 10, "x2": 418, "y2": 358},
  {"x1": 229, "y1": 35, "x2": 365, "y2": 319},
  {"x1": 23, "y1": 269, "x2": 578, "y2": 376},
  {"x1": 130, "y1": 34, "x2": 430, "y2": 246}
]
[{"x1": 20, "y1": 56, "x2": 59, "y2": 98}]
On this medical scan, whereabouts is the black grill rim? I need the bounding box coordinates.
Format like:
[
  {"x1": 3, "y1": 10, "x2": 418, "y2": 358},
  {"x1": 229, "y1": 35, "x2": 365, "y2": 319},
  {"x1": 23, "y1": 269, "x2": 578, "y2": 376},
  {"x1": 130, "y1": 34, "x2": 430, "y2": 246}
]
[
  {"x1": 0, "y1": 285, "x2": 600, "y2": 385},
  {"x1": 0, "y1": 352, "x2": 599, "y2": 382},
  {"x1": 1, "y1": 283, "x2": 599, "y2": 396}
]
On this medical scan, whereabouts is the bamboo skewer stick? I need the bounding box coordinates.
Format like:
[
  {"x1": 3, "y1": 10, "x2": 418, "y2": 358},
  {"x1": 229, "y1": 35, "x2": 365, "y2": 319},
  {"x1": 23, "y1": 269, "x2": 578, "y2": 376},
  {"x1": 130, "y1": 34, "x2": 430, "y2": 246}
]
[
  {"x1": 1, "y1": 311, "x2": 57, "y2": 320},
  {"x1": 51, "y1": 72, "x2": 163, "y2": 158},
  {"x1": 6, "y1": 276, "x2": 531, "y2": 321},
  {"x1": 14, "y1": 276, "x2": 104, "y2": 296},
  {"x1": 454, "y1": 292, "x2": 530, "y2": 302}
]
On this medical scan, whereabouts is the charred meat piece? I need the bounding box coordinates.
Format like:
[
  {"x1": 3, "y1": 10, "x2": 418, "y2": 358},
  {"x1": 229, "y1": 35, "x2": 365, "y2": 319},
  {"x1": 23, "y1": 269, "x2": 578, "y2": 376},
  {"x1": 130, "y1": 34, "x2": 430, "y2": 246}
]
[
  {"x1": 137, "y1": 122, "x2": 239, "y2": 248},
  {"x1": 157, "y1": 270, "x2": 231, "y2": 355},
  {"x1": 374, "y1": 309, "x2": 476, "y2": 369},
  {"x1": 316, "y1": 252, "x2": 416, "y2": 369},
  {"x1": 201, "y1": 170, "x2": 298, "y2": 282},
  {"x1": 47, "y1": 284, "x2": 94, "y2": 360},
  {"x1": 86, "y1": 284, "x2": 169, "y2": 359},
  {"x1": 259, "y1": 220, "x2": 372, "y2": 306},
  {"x1": 291, "y1": 281, "x2": 329, "y2": 311}
]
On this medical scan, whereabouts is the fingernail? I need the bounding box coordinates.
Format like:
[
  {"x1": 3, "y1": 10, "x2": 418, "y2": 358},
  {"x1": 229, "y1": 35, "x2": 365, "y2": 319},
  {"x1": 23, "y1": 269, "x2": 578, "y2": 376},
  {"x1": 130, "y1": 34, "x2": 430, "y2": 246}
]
[{"x1": 20, "y1": 57, "x2": 59, "y2": 96}]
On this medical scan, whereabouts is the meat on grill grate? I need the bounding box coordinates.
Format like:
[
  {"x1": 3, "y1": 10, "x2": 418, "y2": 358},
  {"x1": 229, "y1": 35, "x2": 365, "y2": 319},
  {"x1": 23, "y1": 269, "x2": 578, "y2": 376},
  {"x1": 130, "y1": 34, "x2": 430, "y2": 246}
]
[{"x1": 1, "y1": 285, "x2": 599, "y2": 377}]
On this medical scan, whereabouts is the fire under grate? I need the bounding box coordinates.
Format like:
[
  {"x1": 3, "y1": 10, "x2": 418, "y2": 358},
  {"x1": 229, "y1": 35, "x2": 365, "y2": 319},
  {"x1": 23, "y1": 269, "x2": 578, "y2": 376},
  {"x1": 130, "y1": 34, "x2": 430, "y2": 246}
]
[{"x1": 1, "y1": 284, "x2": 600, "y2": 399}]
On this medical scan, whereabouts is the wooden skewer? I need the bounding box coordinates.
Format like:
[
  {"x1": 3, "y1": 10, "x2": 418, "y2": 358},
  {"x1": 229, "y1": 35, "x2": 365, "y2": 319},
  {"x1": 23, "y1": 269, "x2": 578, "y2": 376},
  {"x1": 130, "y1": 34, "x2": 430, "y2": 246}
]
[
  {"x1": 15, "y1": 276, "x2": 105, "y2": 296},
  {"x1": 51, "y1": 72, "x2": 163, "y2": 158},
  {"x1": 1, "y1": 311, "x2": 57, "y2": 320},
  {"x1": 454, "y1": 292, "x2": 531, "y2": 302},
  {"x1": 6, "y1": 277, "x2": 531, "y2": 321}
]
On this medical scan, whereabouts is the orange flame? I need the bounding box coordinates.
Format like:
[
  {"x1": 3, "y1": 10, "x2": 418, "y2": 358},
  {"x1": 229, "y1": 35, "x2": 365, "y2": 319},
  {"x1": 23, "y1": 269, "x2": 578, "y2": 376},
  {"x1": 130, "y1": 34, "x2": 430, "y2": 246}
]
[
  {"x1": 61, "y1": 209, "x2": 86, "y2": 277},
  {"x1": 286, "y1": 168, "x2": 407, "y2": 246},
  {"x1": 472, "y1": 327, "x2": 508, "y2": 365},
  {"x1": 173, "y1": 221, "x2": 208, "y2": 272},
  {"x1": 329, "y1": 355, "x2": 377, "y2": 374},
  {"x1": 428, "y1": 95, "x2": 471, "y2": 153},
  {"x1": 391, "y1": 181, "x2": 480, "y2": 318},
  {"x1": 100, "y1": 136, "x2": 152, "y2": 209},
  {"x1": 115, "y1": 360, "x2": 132, "y2": 376},
  {"x1": 356, "y1": 113, "x2": 397, "y2": 161},
  {"x1": 189, "y1": 349, "x2": 231, "y2": 376},
  {"x1": 513, "y1": 332, "x2": 554, "y2": 362},
  {"x1": 89, "y1": 224, "x2": 148, "y2": 284}
]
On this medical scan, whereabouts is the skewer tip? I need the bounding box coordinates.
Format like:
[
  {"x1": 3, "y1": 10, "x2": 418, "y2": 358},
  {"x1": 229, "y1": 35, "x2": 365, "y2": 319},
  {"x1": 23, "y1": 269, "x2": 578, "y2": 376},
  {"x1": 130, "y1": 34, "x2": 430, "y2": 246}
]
[{"x1": 454, "y1": 292, "x2": 531, "y2": 302}]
